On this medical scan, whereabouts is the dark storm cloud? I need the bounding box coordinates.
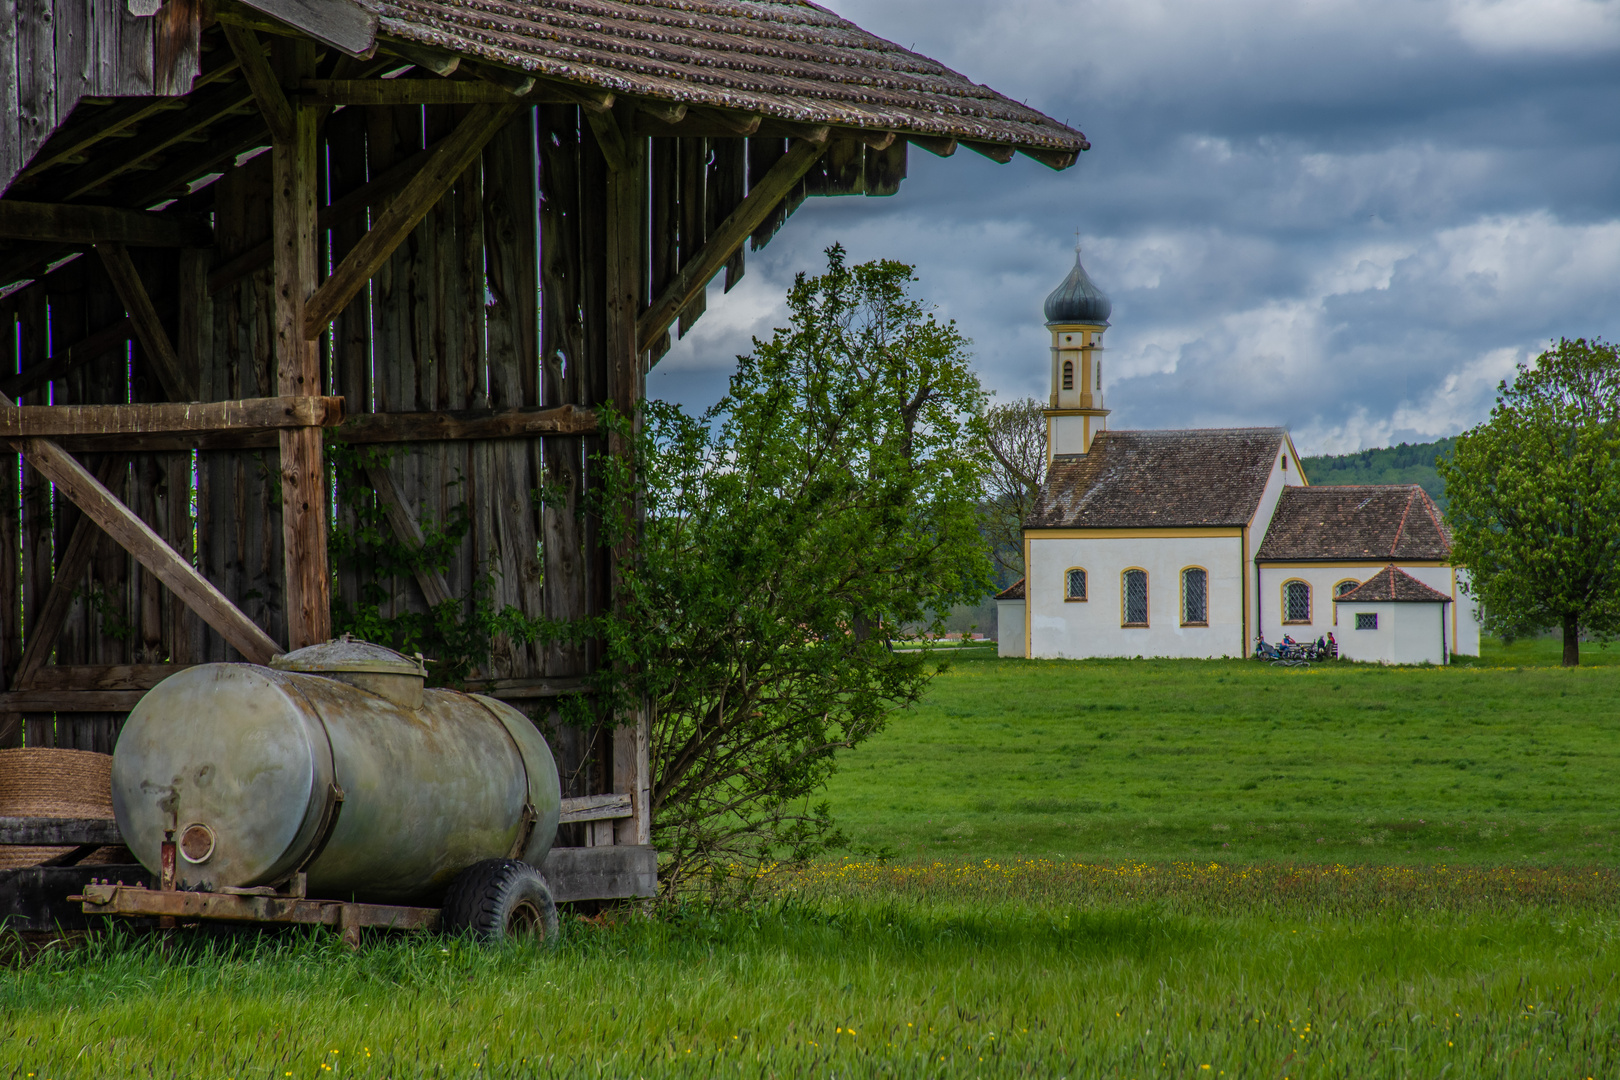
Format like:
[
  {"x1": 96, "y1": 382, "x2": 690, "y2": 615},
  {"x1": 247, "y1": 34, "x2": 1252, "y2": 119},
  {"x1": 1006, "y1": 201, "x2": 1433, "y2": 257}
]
[{"x1": 647, "y1": 0, "x2": 1620, "y2": 452}]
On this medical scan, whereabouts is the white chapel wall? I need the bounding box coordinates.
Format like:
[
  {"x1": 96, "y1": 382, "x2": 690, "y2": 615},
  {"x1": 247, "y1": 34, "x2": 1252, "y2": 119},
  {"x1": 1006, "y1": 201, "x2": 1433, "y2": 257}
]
[
  {"x1": 1255, "y1": 563, "x2": 1480, "y2": 656},
  {"x1": 1027, "y1": 534, "x2": 1245, "y2": 658}
]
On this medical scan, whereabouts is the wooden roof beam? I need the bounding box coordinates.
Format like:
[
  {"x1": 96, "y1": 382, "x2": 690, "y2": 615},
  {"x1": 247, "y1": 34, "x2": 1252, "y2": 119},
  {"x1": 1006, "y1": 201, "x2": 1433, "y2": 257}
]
[
  {"x1": 0, "y1": 396, "x2": 344, "y2": 439},
  {"x1": 378, "y1": 38, "x2": 459, "y2": 76},
  {"x1": 638, "y1": 137, "x2": 828, "y2": 356},
  {"x1": 221, "y1": 23, "x2": 296, "y2": 144},
  {"x1": 466, "y1": 60, "x2": 535, "y2": 98},
  {"x1": 302, "y1": 103, "x2": 520, "y2": 339},
  {"x1": 962, "y1": 140, "x2": 1016, "y2": 164},
  {"x1": 1, "y1": 390, "x2": 284, "y2": 665},
  {"x1": 908, "y1": 134, "x2": 958, "y2": 158},
  {"x1": 1019, "y1": 145, "x2": 1082, "y2": 171},
  {"x1": 0, "y1": 202, "x2": 212, "y2": 247},
  {"x1": 219, "y1": 0, "x2": 379, "y2": 58},
  {"x1": 39, "y1": 403, "x2": 598, "y2": 453}
]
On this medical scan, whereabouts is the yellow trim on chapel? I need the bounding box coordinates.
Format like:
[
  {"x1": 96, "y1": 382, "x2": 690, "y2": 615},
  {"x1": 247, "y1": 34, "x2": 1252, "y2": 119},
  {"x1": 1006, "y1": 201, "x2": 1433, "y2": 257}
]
[{"x1": 1026, "y1": 527, "x2": 1245, "y2": 540}]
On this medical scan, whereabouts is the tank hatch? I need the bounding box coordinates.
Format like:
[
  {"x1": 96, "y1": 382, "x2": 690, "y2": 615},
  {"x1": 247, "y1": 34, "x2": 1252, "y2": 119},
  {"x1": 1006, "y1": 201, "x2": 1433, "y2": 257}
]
[{"x1": 272, "y1": 635, "x2": 428, "y2": 708}]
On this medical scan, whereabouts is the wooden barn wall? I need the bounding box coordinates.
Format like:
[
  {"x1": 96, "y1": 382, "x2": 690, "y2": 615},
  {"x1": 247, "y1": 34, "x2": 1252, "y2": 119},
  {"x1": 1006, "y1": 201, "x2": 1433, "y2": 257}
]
[
  {"x1": 0, "y1": 91, "x2": 896, "y2": 785},
  {"x1": 0, "y1": 0, "x2": 201, "y2": 195}
]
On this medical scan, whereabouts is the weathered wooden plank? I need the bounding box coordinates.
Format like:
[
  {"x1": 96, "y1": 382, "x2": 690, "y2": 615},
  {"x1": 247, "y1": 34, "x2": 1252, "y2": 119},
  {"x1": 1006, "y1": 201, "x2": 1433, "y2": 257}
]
[
  {"x1": 199, "y1": 149, "x2": 283, "y2": 663},
  {"x1": 96, "y1": 241, "x2": 193, "y2": 401},
  {"x1": 465, "y1": 674, "x2": 589, "y2": 698},
  {"x1": 3, "y1": 415, "x2": 283, "y2": 664},
  {"x1": 557, "y1": 793, "x2": 632, "y2": 824},
  {"x1": 300, "y1": 78, "x2": 518, "y2": 106},
  {"x1": 482, "y1": 109, "x2": 544, "y2": 679},
  {"x1": 0, "y1": 689, "x2": 147, "y2": 712},
  {"x1": 0, "y1": 396, "x2": 343, "y2": 438},
  {"x1": 228, "y1": 0, "x2": 380, "y2": 58},
  {"x1": 16, "y1": 0, "x2": 59, "y2": 184},
  {"x1": 710, "y1": 138, "x2": 746, "y2": 292},
  {"x1": 324, "y1": 104, "x2": 370, "y2": 629},
  {"x1": 0, "y1": 301, "x2": 19, "y2": 746},
  {"x1": 0, "y1": 202, "x2": 213, "y2": 246},
  {"x1": 640, "y1": 138, "x2": 827, "y2": 355},
  {"x1": 220, "y1": 23, "x2": 293, "y2": 144},
  {"x1": 675, "y1": 136, "x2": 706, "y2": 336},
  {"x1": 0, "y1": 0, "x2": 20, "y2": 193},
  {"x1": 24, "y1": 663, "x2": 188, "y2": 691},
  {"x1": 0, "y1": 817, "x2": 124, "y2": 845},
  {"x1": 538, "y1": 106, "x2": 591, "y2": 683},
  {"x1": 302, "y1": 103, "x2": 519, "y2": 340}
]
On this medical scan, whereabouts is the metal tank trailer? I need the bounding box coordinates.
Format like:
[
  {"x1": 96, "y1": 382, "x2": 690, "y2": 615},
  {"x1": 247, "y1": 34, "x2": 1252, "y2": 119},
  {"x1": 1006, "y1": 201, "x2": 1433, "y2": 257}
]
[{"x1": 73, "y1": 638, "x2": 564, "y2": 943}]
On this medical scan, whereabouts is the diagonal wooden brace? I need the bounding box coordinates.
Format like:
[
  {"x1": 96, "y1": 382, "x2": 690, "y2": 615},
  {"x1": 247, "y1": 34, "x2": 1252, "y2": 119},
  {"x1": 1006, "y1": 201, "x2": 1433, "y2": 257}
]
[
  {"x1": 1, "y1": 393, "x2": 282, "y2": 665},
  {"x1": 302, "y1": 103, "x2": 520, "y2": 339},
  {"x1": 637, "y1": 138, "x2": 827, "y2": 357}
]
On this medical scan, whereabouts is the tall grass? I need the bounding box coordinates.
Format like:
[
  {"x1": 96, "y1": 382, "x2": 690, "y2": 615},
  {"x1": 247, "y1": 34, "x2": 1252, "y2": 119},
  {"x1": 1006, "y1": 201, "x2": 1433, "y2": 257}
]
[{"x1": 6, "y1": 864, "x2": 1620, "y2": 1078}]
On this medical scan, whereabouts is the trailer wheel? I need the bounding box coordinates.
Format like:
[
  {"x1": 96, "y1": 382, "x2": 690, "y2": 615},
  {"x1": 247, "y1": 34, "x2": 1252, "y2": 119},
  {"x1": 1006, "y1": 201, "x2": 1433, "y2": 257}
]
[{"x1": 442, "y1": 859, "x2": 558, "y2": 943}]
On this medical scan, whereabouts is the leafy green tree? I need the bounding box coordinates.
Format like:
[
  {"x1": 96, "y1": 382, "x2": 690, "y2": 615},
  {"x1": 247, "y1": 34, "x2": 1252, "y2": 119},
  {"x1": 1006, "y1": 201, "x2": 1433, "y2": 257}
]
[
  {"x1": 582, "y1": 246, "x2": 993, "y2": 894},
  {"x1": 1439, "y1": 337, "x2": 1620, "y2": 665}
]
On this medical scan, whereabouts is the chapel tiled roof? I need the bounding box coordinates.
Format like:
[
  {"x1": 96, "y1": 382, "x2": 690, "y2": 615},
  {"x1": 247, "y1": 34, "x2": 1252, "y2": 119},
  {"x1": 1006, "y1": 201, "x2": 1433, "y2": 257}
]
[
  {"x1": 370, "y1": 0, "x2": 1089, "y2": 159},
  {"x1": 1334, "y1": 565, "x2": 1453, "y2": 604},
  {"x1": 995, "y1": 578, "x2": 1026, "y2": 600},
  {"x1": 1256, "y1": 485, "x2": 1450, "y2": 562},
  {"x1": 1026, "y1": 428, "x2": 1286, "y2": 529}
]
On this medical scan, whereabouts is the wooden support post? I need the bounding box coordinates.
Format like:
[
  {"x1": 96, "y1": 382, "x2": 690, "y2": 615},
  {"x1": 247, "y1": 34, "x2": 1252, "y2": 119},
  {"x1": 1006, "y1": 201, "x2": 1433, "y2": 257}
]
[
  {"x1": 637, "y1": 138, "x2": 827, "y2": 356},
  {"x1": 275, "y1": 46, "x2": 331, "y2": 651},
  {"x1": 96, "y1": 243, "x2": 195, "y2": 401},
  {"x1": 604, "y1": 140, "x2": 653, "y2": 847}
]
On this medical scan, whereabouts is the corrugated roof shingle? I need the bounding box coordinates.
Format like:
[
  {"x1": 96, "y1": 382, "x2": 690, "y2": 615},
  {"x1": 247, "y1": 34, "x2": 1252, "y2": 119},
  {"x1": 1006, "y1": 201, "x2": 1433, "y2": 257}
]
[
  {"x1": 1334, "y1": 565, "x2": 1453, "y2": 604},
  {"x1": 1027, "y1": 428, "x2": 1286, "y2": 529},
  {"x1": 371, "y1": 0, "x2": 1088, "y2": 154},
  {"x1": 1256, "y1": 485, "x2": 1450, "y2": 562}
]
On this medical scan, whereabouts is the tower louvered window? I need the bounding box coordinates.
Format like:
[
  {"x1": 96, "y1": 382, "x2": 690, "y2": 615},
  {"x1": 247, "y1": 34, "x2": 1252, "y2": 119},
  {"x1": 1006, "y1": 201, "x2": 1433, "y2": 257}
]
[
  {"x1": 1123, "y1": 569, "x2": 1148, "y2": 626},
  {"x1": 1284, "y1": 580, "x2": 1311, "y2": 623},
  {"x1": 1182, "y1": 568, "x2": 1207, "y2": 625},
  {"x1": 1065, "y1": 568, "x2": 1087, "y2": 600},
  {"x1": 1062, "y1": 361, "x2": 1074, "y2": 390}
]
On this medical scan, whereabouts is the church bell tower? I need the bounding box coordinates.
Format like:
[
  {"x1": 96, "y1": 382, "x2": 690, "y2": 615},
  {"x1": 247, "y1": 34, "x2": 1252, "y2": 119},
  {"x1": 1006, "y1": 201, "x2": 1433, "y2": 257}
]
[{"x1": 1044, "y1": 245, "x2": 1112, "y2": 459}]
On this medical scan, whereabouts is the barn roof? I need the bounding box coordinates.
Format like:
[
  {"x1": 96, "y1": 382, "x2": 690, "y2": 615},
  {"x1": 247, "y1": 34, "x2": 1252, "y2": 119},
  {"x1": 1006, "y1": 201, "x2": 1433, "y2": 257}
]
[
  {"x1": 1027, "y1": 428, "x2": 1287, "y2": 530},
  {"x1": 1256, "y1": 485, "x2": 1450, "y2": 563},
  {"x1": 1334, "y1": 565, "x2": 1453, "y2": 604},
  {"x1": 368, "y1": 0, "x2": 1088, "y2": 159}
]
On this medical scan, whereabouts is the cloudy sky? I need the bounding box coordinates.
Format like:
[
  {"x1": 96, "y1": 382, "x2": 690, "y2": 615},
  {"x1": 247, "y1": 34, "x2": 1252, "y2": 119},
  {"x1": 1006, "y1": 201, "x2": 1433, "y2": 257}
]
[{"x1": 646, "y1": 0, "x2": 1620, "y2": 454}]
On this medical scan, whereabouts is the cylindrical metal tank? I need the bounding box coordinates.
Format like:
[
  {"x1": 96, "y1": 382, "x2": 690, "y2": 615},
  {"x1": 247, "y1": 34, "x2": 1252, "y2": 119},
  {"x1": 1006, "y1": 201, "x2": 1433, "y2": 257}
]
[{"x1": 111, "y1": 639, "x2": 560, "y2": 904}]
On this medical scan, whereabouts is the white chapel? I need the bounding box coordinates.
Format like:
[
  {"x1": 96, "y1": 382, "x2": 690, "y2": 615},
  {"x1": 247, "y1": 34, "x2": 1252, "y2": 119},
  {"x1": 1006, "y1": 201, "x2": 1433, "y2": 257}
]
[{"x1": 997, "y1": 250, "x2": 1480, "y2": 664}]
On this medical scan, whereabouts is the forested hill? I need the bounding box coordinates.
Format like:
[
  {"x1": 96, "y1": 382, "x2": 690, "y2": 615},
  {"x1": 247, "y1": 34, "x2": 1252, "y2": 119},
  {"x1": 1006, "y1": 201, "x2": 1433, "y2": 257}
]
[{"x1": 1300, "y1": 437, "x2": 1456, "y2": 507}]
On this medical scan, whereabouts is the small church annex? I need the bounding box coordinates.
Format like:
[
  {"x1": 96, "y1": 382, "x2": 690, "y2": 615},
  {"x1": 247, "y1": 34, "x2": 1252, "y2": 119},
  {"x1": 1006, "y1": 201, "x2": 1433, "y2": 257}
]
[{"x1": 998, "y1": 251, "x2": 1480, "y2": 664}]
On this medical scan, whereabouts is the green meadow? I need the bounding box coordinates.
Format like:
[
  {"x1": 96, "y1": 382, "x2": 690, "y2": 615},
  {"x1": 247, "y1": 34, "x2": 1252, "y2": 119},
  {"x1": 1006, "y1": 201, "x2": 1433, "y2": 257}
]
[
  {"x1": 827, "y1": 637, "x2": 1620, "y2": 866},
  {"x1": 5, "y1": 637, "x2": 1620, "y2": 1079}
]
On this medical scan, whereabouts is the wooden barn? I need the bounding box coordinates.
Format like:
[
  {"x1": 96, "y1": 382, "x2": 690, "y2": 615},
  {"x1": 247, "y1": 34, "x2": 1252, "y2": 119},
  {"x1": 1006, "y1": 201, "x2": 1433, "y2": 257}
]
[{"x1": 0, "y1": 0, "x2": 1086, "y2": 917}]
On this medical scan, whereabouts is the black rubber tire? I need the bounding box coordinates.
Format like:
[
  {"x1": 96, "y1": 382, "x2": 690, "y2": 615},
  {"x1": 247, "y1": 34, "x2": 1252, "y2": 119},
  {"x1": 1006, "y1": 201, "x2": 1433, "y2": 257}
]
[{"x1": 441, "y1": 859, "x2": 559, "y2": 943}]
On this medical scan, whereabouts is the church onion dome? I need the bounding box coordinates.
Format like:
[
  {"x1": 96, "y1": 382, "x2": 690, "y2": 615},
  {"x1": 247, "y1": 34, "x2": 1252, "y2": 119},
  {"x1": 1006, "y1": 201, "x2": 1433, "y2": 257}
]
[{"x1": 1044, "y1": 247, "x2": 1112, "y2": 326}]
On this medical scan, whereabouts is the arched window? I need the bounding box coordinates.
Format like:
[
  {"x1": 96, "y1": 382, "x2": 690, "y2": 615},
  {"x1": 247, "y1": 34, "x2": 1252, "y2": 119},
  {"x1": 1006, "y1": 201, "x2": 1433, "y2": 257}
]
[
  {"x1": 1064, "y1": 567, "x2": 1087, "y2": 601},
  {"x1": 1181, "y1": 567, "x2": 1208, "y2": 625},
  {"x1": 1122, "y1": 569, "x2": 1148, "y2": 626},
  {"x1": 1333, "y1": 579, "x2": 1359, "y2": 626},
  {"x1": 1283, "y1": 580, "x2": 1311, "y2": 624},
  {"x1": 1062, "y1": 360, "x2": 1074, "y2": 390}
]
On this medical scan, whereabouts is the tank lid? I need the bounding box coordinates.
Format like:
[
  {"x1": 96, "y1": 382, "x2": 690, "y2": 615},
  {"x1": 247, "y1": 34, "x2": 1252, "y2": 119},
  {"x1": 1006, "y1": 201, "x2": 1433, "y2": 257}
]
[{"x1": 270, "y1": 635, "x2": 428, "y2": 678}]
